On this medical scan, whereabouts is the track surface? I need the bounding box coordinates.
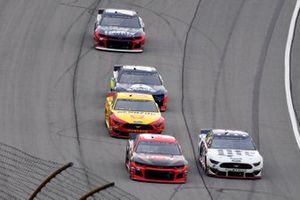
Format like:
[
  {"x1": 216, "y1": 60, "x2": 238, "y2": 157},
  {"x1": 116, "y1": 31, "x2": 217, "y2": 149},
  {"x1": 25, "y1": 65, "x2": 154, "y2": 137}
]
[{"x1": 0, "y1": 0, "x2": 300, "y2": 199}]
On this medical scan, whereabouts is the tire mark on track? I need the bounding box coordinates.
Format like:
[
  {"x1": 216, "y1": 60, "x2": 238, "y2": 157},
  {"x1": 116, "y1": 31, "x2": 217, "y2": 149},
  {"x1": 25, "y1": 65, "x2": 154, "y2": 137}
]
[
  {"x1": 71, "y1": 0, "x2": 101, "y2": 190},
  {"x1": 252, "y1": 0, "x2": 284, "y2": 149},
  {"x1": 109, "y1": 0, "x2": 223, "y2": 62},
  {"x1": 60, "y1": 1, "x2": 96, "y2": 47},
  {"x1": 211, "y1": 0, "x2": 246, "y2": 128},
  {"x1": 59, "y1": 2, "x2": 95, "y2": 11},
  {"x1": 72, "y1": 0, "x2": 99, "y2": 146},
  {"x1": 48, "y1": 0, "x2": 97, "y2": 163},
  {"x1": 107, "y1": 0, "x2": 183, "y2": 49},
  {"x1": 181, "y1": 0, "x2": 213, "y2": 199}
]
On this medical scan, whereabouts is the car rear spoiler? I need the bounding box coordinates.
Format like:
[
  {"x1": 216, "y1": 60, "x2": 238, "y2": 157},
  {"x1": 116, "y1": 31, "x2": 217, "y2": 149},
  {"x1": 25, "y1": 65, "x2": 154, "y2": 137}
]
[
  {"x1": 98, "y1": 9, "x2": 104, "y2": 15},
  {"x1": 113, "y1": 65, "x2": 122, "y2": 72},
  {"x1": 198, "y1": 129, "x2": 211, "y2": 141}
]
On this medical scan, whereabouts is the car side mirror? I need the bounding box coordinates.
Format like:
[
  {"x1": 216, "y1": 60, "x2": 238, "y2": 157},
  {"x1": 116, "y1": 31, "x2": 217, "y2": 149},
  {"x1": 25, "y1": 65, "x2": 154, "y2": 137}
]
[{"x1": 110, "y1": 78, "x2": 116, "y2": 90}]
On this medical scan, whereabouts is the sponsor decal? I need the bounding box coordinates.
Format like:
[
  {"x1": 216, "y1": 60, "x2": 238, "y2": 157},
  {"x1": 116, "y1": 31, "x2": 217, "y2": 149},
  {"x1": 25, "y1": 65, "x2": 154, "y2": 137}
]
[
  {"x1": 146, "y1": 155, "x2": 173, "y2": 160},
  {"x1": 230, "y1": 158, "x2": 242, "y2": 163},
  {"x1": 116, "y1": 110, "x2": 157, "y2": 115},
  {"x1": 130, "y1": 115, "x2": 144, "y2": 119},
  {"x1": 128, "y1": 84, "x2": 155, "y2": 92},
  {"x1": 229, "y1": 168, "x2": 246, "y2": 172}
]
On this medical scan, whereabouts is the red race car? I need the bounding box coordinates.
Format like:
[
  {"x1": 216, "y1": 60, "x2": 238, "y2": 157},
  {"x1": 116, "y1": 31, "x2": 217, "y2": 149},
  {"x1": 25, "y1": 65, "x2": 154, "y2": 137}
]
[
  {"x1": 94, "y1": 8, "x2": 145, "y2": 52},
  {"x1": 125, "y1": 134, "x2": 188, "y2": 183}
]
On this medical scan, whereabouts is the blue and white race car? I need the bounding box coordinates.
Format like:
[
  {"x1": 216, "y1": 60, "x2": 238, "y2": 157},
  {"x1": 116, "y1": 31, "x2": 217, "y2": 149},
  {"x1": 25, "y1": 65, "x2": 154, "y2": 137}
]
[{"x1": 198, "y1": 129, "x2": 263, "y2": 179}]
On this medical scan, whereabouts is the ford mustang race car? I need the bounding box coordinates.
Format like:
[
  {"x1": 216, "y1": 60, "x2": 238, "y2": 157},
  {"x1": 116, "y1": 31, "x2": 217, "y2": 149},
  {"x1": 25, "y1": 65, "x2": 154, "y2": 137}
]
[
  {"x1": 109, "y1": 65, "x2": 168, "y2": 111},
  {"x1": 198, "y1": 129, "x2": 263, "y2": 179},
  {"x1": 94, "y1": 8, "x2": 145, "y2": 52},
  {"x1": 104, "y1": 92, "x2": 165, "y2": 138},
  {"x1": 125, "y1": 134, "x2": 188, "y2": 183}
]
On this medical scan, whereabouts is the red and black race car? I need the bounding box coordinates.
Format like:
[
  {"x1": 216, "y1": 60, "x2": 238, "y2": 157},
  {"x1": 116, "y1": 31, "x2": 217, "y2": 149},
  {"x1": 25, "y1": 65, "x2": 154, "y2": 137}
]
[
  {"x1": 94, "y1": 8, "x2": 145, "y2": 52},
  {"x1": 125, "y1": 134, "x2": 188, "y2": 183}
]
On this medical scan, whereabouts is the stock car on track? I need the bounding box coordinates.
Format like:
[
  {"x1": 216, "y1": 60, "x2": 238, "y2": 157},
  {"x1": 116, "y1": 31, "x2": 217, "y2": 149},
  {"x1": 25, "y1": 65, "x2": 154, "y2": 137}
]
[
  {"x1": 125, "y1": 134, "x2": 188, "y2": 183},
  {"x1": 198, "y1": 129, "x2": 263, "y2": 179},
  {"x1": 94, "y1": 8, "x2": 145, "y2": 52},
  {"x1": 104, "y1": 92, "x2": 165, "y2": 138},
  {"x1": 109, "y1": 65, "x2": 168, "y2": 111}
]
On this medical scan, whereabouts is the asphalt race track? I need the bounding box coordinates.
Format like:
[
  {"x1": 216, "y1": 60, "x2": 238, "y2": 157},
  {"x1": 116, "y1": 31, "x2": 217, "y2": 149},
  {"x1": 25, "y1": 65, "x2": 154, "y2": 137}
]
[{"x1": 0, "y1": 0, "x2": 300, "y2": 199}]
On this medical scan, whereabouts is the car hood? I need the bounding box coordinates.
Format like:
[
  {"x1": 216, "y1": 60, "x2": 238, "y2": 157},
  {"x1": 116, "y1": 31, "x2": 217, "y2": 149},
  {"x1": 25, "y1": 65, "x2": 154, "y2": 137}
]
[
  {"x1": 132, "y1": 153, "x2": 187, "y2": 167},
  {"x1": 99, "y1": 26, "x2": 143, "y2": 37},
  {"x1": 207, "y1": 149, "x2": 262, "y2": 163},
  {"x1": 116, "y1": 83, "x2": 166, "y2": 95},
  {"x1": 112, "y1": 110, "x2": 161, "y2": 124}
]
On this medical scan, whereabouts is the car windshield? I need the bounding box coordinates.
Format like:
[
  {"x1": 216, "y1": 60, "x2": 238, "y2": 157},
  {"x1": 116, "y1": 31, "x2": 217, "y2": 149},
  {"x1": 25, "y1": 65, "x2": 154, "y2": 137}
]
[
  {"x1": 136, "y1": 142, "x2": 181, "y2": 155},
  {"x1": 100, "y1": 14, "x2": 141, "y2": 28},
  {"x1": 114, "y1": 99, "x2": 158, "y2": 112},
  {"x1": 210, "y1": 135, "x2": 256, "y2": 150},
  {"x1": 119, "y1": 71, "x2": 162, "y2": 85}
]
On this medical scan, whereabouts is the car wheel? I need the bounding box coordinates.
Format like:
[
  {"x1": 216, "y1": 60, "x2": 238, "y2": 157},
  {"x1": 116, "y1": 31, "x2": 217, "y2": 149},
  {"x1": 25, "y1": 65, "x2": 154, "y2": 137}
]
[
  {"x1": 128, "y1": 162, "x2": 134, "y2": 179},
  {"x1": 204, "y1": 156, "x2": 208, "y2": 175},
  {"x1": 125, "y1": 151, "x2": 129, "y2": 168}
]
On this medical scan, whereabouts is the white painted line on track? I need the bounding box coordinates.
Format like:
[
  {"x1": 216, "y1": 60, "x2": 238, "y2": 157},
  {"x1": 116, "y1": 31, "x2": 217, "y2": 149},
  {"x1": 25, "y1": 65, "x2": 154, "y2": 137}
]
[{"x1": 285, "y1": 0, "x2": 300, "y2": 148}]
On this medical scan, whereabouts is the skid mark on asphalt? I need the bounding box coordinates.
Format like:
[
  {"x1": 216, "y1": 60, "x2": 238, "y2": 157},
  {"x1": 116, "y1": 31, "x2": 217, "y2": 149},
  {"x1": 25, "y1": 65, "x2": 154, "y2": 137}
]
[
  {"x1": 59, "y1": 2, "x2": 95, "y2": 11},
  {"x1": 251, "y1": 0, "x2": 284, "y2": 149},
  {"x1": 168, "y1": 185, "x2": 183, "y2": 200},
  {"x1": 106, "y1": 0, "x2": 183, "y2": 49},
  {"x1": 181, "y1": 0, "x2": 215, "y2": 199},
  {"x1": 59, "y1": 0, "x2": 102, "y2": 191},
  {"x1": 212, "y1": 187, "x2": 290, "y2": 200},
  {"x1": 60, "y1": 0, "x2": 97, "y2": 48},
  {"x1": 211, "y1": 0, "x2": 246, "y2": 129}
]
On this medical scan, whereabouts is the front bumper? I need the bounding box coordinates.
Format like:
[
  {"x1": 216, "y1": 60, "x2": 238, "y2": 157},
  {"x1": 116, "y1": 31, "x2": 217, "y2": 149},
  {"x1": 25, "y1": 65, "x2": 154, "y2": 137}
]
[
  {"x1": 94, "y1": 34, "x2": 144, "y2": 52},
  {"x1": 95, "y1": 46, "x2": 143, "y2": 53},
  {"x1": 129, "y1": 163, "x2": 188, "y2": 183},
  {"x1": 206, "y1": 161, "x2": 262, "y2": 179}
]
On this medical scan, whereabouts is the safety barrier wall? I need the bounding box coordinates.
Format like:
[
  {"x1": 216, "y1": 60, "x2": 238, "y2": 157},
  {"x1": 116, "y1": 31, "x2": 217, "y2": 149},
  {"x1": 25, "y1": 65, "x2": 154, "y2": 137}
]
[{"x1": 0, "y1": 142, "x2": 139, "y2": 200}]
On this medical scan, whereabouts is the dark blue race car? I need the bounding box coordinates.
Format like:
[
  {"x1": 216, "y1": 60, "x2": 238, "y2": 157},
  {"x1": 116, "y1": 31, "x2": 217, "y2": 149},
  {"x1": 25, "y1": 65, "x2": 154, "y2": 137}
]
[{"x1": 108, "y1": 65, "x2": 168, "y2": 111}]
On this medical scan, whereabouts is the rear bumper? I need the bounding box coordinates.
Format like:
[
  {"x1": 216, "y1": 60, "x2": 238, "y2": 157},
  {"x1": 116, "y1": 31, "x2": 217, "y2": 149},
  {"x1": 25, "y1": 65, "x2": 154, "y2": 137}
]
[{"x1": 109, "y1": 127, "x2": 163, "y2": 138}]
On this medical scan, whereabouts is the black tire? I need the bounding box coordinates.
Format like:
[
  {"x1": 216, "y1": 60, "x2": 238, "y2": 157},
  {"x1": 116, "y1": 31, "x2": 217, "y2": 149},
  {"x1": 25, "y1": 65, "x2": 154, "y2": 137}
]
[{"x1": 204, "y1": 156, "x2": 208, "y2": 175}]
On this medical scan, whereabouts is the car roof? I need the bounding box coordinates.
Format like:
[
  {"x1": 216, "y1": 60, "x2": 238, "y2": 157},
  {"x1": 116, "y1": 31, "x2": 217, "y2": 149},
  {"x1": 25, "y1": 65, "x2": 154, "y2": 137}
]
[
  {"x1": 121, "y1": 65, "x2": 157, "y2": 72},
  {"x1": 104, "y1": 9, "x2": 137, "y2": 16},
  {"x1": 116, "y1": 92, "x2": 154, "y2": 101},
  {"x1": 138, "y1": 134, "x2": 177, "y2": 143},
  {"x1": 212, "y1": 129, "x2": 249, "y2": 137}
]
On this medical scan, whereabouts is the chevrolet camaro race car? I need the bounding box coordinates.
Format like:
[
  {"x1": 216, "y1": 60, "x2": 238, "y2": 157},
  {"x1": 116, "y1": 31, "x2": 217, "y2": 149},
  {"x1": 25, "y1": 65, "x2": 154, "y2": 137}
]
[
  {"x1": 104, "y1": 92, "x2": 165, "y2": 138},
  {"x1": 198, "y1": 129, "x2": 263, "y2": 179},
  {"x1": 125, "y1": 134, "x2": 188, "y2": 183},
  {"x1": 109, "y1": 65, "x2": 168, "y2": 111},
  {"x1": 94, "y1": 8, "x2": 145, "y2": 52}
]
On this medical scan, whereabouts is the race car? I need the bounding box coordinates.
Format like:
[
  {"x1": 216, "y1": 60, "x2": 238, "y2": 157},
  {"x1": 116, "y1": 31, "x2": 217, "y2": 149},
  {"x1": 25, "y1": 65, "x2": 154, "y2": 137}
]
[
  {"x1": 198, "y1": 129, "x2": 263, "y2": 179},
  {"x1": 125, "y1": 134, "x2": 188, "y2": 183},
  {"x1": 108, "y1": 65, "x2": 168, "y2": 111},
  {"x1": 104, "y1": 92, "x2": 165, "y2": 138},
  {"x1": 94, "y1": 8, "x2": 145, "y2": 52}
]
